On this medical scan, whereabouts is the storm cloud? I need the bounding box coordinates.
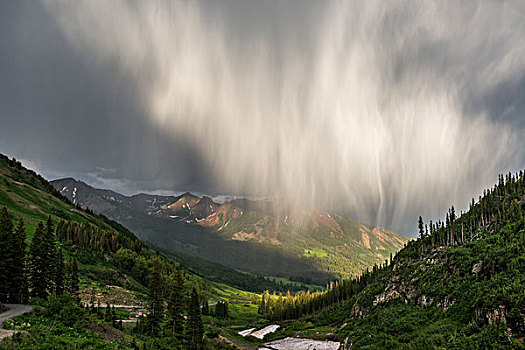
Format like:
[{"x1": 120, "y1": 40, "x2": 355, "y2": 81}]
[{"x1": 1, "y1": 0, "x2": 524, "y2": 235}]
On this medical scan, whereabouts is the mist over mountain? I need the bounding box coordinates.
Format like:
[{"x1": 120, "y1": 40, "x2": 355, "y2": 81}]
[
  {"x1": 51, "y1": 177, "x2": 408, "y2": 285},
  {"x1": 1, "y1": 1, "x2": 525, "y2": 236},
  {"x1": 1, "y1": 1, "x2": 524, "y2": 348}
]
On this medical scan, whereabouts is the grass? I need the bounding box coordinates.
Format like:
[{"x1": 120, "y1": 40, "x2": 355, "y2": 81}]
[
  {"x1": 302, "y1": 247, "x2": 328, "y2": 258},
  {"x1": 265, "y1": 276, "x2": 323, "y2": 291},
  {"x1": 0, "y1": 174, "x2": 120, "y2": 241}
]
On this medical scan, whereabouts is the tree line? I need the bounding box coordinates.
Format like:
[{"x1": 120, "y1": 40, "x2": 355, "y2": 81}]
[
  {"x1": 132, "y1": 259, "x2": 208, "y2": 349},
  {"x1": 260, "y1": 170, "x2": 524, "y2": 321},
  {"x1": 0, "y1": 208, "x2": 79, "y2": 303},
  {"x1": 416, "y1": 171, "x2": 524, "y2": 251},
  {"x1": 258, "y1": 269, "x2": 380, "y2": 320}
]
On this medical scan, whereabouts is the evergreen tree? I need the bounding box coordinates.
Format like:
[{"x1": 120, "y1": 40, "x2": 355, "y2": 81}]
[
  {"x1": 187, "y1": 287, "x2": 204, "y2": 349},
  {"x1": 111, "y1": 307, "x2": 117, "y2": 327},
  {"x1": 215, "y1": 301, "x2": 223, "y2": 318},
  {"x1": 0, "y1": 207, "x2": 13, "y2": 302},
  {"x1": 9, "y1": 218, "x2": 28, "y2": 303},
  {"x1": 45, "y1": 216, "x2": 58, "y2": 275},
  {"x1": 105, "y1": 304, "x2": 113, "y2": 322},
  {"x1": 30, "y1": 222, "x2": 51, "y2": 299},
  {"x1": 147, "y1": 259, "x2": 164, "y2": 336},
  {"x1": 29, "y1": 216, "x2": 58, "y2": 299},
  {"x1": 167, "y1": 269, "x2": 185, "y2": 338},
  {"x1": 258, "y1": 294, "x2": 265, "y2": 314},
  {"x1": 68, "y1": 257, "x2": 80, "y2": 298},
  {"x1": 201, "y1": 299, "x2": 209, "y2": 316},
  {"x1": 214, "y1": 301, "x2": 229, "y2": 318},
  {"x1": 418, "y1": 216, "x2": 425, "y2": 237},
  {"x1": 55, "y1": 249, "x2": 65, "y2": 296}
]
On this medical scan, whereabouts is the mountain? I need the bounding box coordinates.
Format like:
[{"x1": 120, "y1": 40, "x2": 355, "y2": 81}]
[
  {"x1": 0, "y1": 152, "x2": 273, "y2": 348},
  {"x1": 1, "y1": 152, "x2": 522, "y2": 349},
  {"x1": 255, "y1": 171, "x2": 525, "y2": 348},
  {"x1": 51, "y1": 178, "x2": 409, "y2": 285}
]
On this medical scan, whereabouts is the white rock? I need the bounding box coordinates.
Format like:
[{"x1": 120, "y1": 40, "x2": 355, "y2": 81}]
[{"x1": 262, "y1": 337, "x2": 340, "y2": 350}]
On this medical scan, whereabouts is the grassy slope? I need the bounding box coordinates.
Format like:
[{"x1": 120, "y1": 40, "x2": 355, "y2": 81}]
[
  {"x1": 137, "y1": 206, "x2": 408, "y2": 285},
  {"x1": 118, "y1": 212, "x2": 338, "y2": 285},
  {"x1": 0, "y1": 154, "x2": 246, "y2": 297},
  {"x1": 0, "y1": 156, "x2": 136, "y2": 241},
  {"x1": 0, "y1": 154, "x2": 263, "y2": 348},
  {"x1": 207, "y1": 206, "x2": 409, "y2": 280}
]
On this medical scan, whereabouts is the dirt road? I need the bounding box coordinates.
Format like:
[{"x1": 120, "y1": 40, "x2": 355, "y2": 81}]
[{"x1": 0, "y1": 304, "x2": 33, "y2": 339}]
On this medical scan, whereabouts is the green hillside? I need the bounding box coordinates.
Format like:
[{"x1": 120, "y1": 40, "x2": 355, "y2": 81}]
[
  {"x1": 3, "y1": 152, "x2": 522, "y2": 349},
  {"x1": 210, "y1": 206, "x2": 408, "y2": 279},
  {"x1": 252, "y1": 171, "x2": 525, "y2": 349},
  {"x1": 0, "y1": 154, "x2": 265, "y2": 349},
  {"x1": 0, "y1": 155, "x2": 136, "y2": 240}
]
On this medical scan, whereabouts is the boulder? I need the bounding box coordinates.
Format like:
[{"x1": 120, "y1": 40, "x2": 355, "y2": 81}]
[{"x1": 471, "y1": 261, "x2": 483, "y2": 275}]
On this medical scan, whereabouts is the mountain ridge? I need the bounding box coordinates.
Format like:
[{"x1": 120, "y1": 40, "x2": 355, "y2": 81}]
[{"x1": 51, "y1": 177, "x2": 409, "y2": 284}]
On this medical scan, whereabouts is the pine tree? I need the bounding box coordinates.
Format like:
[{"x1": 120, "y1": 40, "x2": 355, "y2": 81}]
[
  {"x1": 55, "y1": 249, "x2": 65, "y2": 296},
  {"x1": 46, "y1": 216, "x2": 58, "y2": 274},
  {"x1": 418, "y1": 216, "x2": 425, "y2": 237},
  {"x1": 105, "y1": 304, "x2": 112, "y2": 322},
  {"x1": 9, "y1": 218, "x2": 28, "y2": 303},
  {"x1": 68, "y1": 257, "x2": 80, "y2": 298},
  {"x1": 187, "y1": 287, "x2": 204, "y2": 349},
  {"x1": 147, "y1": 259, "x2": 164, "y2": 336},
  {"x1": 0, "y1": 207, "x2": 13, "y2": 302},
  {"x1": 30, "y1": 217, "x2": 59, "y2": 299},
  {"x1": 167, "y1": 269, "x2": 185, "y2": 338},
  {"x1": 258, "y1": 294, "x2": 266, "y2": 314},
  {"x1": 30, "y1": 222, "x2": 50, "y2": 299},
  {"x1": 111, "y1": 307, "x2": 117, "y2": 327},
  {"x1": 215, "y1": 301, "x2": 221, "y2": 318},
  {"x1": 201, "y1": 299, "x2": 209, "y2": 316}
]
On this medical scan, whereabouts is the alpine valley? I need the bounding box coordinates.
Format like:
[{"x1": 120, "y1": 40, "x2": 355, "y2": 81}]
[
  {"x1": 3, "y1": 1, "x2": 525, "y2": 349},
  {"x1": 50, "y1": 178, "x2": 408, "y2": 285},
  {"x1": 1, "y1": 153, "x2": 523, "y2": 349}
]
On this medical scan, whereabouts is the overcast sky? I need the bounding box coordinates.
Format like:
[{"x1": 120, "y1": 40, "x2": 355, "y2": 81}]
[{"x1": 1, "y1": 1, "x2": 524, "y2": 236}]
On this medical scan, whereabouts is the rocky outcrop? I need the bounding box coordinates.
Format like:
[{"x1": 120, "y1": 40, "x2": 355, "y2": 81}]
[
  {"x1": 373, "y1": 288, "x2": 402, "y2": 306},
  {"x1": 474, "y1": 305, "x2": 525, "y2": 338},
  {"x1": 475, "y1": 305, "x2": 507, "y2": 327},
  {"x1": 471, "y1": 260, "x2": 483, "y2": 275},
  {"x1": 373, "y1": 275, "x2": 419, "y2": 306}
]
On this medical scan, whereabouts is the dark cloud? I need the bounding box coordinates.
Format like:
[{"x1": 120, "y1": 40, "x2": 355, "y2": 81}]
[
  {"x1": 0, "y1": 0, "x2": 212, "y2": 194},
  {"x1": 1, "y1": 1, "x2": 524, "y2": 236}
]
